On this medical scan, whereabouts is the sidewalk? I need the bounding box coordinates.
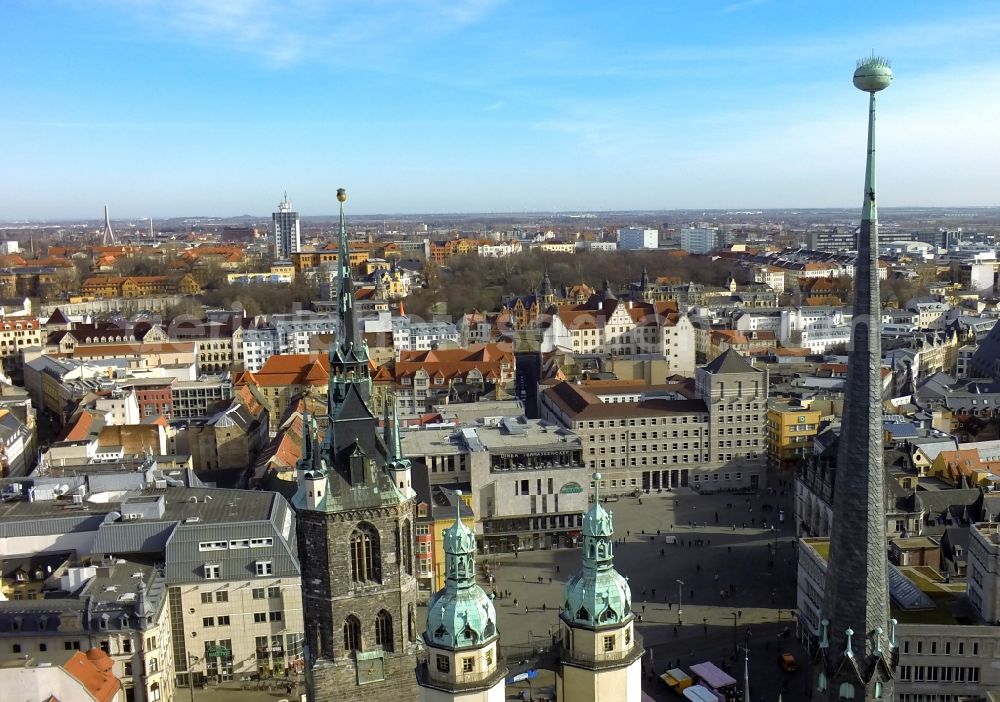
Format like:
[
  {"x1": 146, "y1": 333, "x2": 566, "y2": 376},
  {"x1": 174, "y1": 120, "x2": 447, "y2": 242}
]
[{"x1": 179, "y1": 679, "x2": 304, "y2": 702}]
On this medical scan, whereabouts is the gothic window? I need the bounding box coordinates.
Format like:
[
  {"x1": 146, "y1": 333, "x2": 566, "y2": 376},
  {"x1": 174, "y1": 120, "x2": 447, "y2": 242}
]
[
  {"x1": 838, "y1": 682, "x2": 855, "y2": 698},
  {"x1": 350, "y1": 524, "x2": 381, "y2": 583},
  {"x1": 401, "y1": 520, "x2": 413, "y2": 576},
  {"x1": 576, "y1": 606, "x2": 590, "y2": 621},
  {"x1": 375, "y1": 610, "x2": 394, "y2": 652},
  {"x1": 483, "y1": 619, "x2": 495, "y2": 639},
  {"x1": 462, "y1": 624, "x2": 478, "y2": 643},
  {"x1": 600, "y1": 607, "x2": 617, "y2": 623},
  {"x1": 343, "y1": 616, "x2": 361, "y2": 652}
]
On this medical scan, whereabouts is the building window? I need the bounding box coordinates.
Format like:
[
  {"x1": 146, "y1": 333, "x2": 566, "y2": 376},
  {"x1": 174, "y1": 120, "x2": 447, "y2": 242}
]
[
  {"x1": 436, "y1": 655, "x2": 450, "y2": 673},
  {"x1": 252, "y1": 588, "x2": 266, "y2": 599},
  {"x1": 267, "y1": 586, "x2": 281, "y2": 598},
  {"x1": 375, "y1": 610, "x2": 394, "y2": 652},
  {"x1": 344, "y1": 616, "x2": 361, "y2": 652},
  {"x1": 350, "y1": 524, "x2": 381, "y2": 583},
  {"x1": 204, "y1": 564, "x2": 221, "y2": 580},
  {"x1": 462, "y1": 657, "x2": 474, "y2": 673},
  {"x1": 255, "y1": 561, "x2": 273, "y2": 576},
  {"x1": 269, "y1": 611, "x2": 283, "y2": 622},
  {"x1": 402, "y1": 520, "x2": 413, "y2": 576},
  {"x1": 203, "y1": 617, "x2": 215, "y2": 627},
  {"x1": 254, "y1": 613, "x2": 267, "y2": 623},
  {"x1": 218, "y1": 616, "x2": 231, "y2": 626},
  {"x1": 603, "y1": 635, "x2": 615, "y2": 652},
  {"x1": 200, "y1": 593, "x2": 213, "y2": 604},
  {"x1": 215, "y1": 591, "x2": 229, "y2": 603}
]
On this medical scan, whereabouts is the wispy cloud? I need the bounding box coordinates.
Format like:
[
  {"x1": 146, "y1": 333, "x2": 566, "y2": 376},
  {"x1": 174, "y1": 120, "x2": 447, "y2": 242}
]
[
  {"x1": 483, "y1": 100, "x2": 505, "y2": 112},
  {"x1": 95, "y1": 0, "x2": 502, "y2": 67},
  {"x1": 721, "y1": 0, "x2": 770, "y2": 14}
]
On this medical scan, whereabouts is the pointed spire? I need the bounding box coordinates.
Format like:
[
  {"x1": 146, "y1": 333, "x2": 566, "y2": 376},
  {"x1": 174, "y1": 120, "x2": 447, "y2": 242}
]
[
  {"x1": 300, "y1": 408, "x2": 313, "y2": 469},
  {"x1": 335, "y1": 188, "x2": 363, "y2": 355},
  {"x1": 817, "y1": 55, "x2": 896, "y2": 698},
  {"x1": 442, "y1": 489, "x2": 476, "y2": 590}
]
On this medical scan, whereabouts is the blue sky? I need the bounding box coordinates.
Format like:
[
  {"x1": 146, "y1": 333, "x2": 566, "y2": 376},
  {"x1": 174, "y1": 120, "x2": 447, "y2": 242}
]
[{"x1": 4, "y1": 0, "x2": 1000, "y2": 218}]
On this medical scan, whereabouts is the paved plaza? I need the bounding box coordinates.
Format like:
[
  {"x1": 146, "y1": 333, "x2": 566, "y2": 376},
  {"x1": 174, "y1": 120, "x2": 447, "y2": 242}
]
[
  {"x1": 190, "y1": 477, "x2": 807, "y2": 701},
  {"x1": 479, "y1": 480, "x2": 809, "y2": 701}
]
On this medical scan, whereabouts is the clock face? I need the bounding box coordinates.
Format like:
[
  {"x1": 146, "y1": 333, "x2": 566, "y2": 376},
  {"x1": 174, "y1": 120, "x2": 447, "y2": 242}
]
[{"x1": 357, "y1": 656, "x2": 384, "y2": 684}]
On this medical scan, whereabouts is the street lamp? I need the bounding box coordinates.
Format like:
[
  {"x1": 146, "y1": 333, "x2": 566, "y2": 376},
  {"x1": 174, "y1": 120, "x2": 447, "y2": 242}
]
[
  {"x1": 676, "y1": 579, "x2": 684, "y2": 624},
  {"x1": 731, "y1": 612, "x2": 739, "y2": 655},
  {"x1": 187, "y1": 654, "x2": 199, "y2": 702}
]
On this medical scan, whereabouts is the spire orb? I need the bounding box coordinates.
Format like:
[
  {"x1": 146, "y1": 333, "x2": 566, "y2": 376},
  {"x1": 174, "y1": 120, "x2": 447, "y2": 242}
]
[
  {"x1": 853, "y1": 55, "x2": 892, "y2": 93},
  {"x1": 337, "y1": 188, "x2": 347, "y2": 202}
]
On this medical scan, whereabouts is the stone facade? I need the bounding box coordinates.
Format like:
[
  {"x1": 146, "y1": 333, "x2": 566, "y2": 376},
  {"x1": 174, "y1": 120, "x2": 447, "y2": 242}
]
[{"x1": 298, "y1": 505, "x2": 421, "y2": 702}]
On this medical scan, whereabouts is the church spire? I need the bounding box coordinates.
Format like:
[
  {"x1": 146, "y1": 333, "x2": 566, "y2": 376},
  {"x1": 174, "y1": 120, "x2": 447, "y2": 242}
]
[
  {"x1": 562, "y1": 472, "x2": 630, "y2": 626},
  {"x1": 335, "y1": 188, "x2": 363, "y2": 354},
  {"x1": 327, "y1": 188, "x2": 372, "y2": 415},
  {"x1": 815, "y1": 55, "x2": 897, "y2": 700}
]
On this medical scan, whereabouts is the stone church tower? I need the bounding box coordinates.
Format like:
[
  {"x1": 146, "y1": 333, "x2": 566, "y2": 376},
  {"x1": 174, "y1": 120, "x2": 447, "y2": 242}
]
[
  {"x1": 418, "y1": 491, "x2": 506, "y2": 702},
  {"x1": 812, "y1": 58, "x2": 898, "y2": 701},
  {"x1": 556, "y1": 473, "x2": 643, "y2": 702},
  {"x1": 293, "y1": 188, "x2": 420, "y2": 702}
]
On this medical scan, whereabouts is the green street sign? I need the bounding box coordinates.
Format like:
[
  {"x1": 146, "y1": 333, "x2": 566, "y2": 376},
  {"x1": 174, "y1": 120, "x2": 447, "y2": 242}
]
[{"x1": 206, "y1": 646, "x2": 230, "y2": 658}]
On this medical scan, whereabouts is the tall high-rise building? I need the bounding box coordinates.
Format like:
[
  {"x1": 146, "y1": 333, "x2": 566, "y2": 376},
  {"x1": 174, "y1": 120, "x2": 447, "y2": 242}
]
[
  {"x1": 272, "y1": 192, "x2": 301, "y2": 259},
  {"x1": 811, "y1": 56, "x2": 898, "y2": 701},
  {"x1": 293, "y1": 189, "x2": 420, "y2": 702}
]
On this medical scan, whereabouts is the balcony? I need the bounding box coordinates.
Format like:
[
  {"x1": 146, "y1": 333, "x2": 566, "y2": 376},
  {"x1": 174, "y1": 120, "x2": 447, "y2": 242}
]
[
  {"x1": 415, "y1": 656, "x2": 508, "y2": 693},
  {"x1": 559, "y1": 631, "x2": 644, "y2": 670}
]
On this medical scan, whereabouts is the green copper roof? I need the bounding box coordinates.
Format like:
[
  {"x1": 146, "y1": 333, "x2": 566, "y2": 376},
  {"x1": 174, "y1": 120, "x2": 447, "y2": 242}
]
[
  {"x1": 562, "y1": 473, "x2": 632, "y2": 628},
  {"x1": 425, "y1": 491, "x2": 498, "y2": 650}
]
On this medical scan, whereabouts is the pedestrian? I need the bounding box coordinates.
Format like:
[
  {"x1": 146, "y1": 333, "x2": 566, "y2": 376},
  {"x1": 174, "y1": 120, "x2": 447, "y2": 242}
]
[
  {"x1": 542, "y1": 603, "x2": 546, "y2": 611},
  {"x1": 556, "y1": 565, "x2": 560, "y2": 573},
  {"x1": 660, "y1": 548, "x2": 665, "y2": 557},
  {"x1": 727, "y1": 546, "x2": 731, "y2": 553},
  {"x1": 651, "y1": 588, "x2": 656, "y2": 597},
  {"x1": 548, "y1": 577, "x2": 552, "y2": 584},
  {"x1": 513, "y1": 597, "x2": 518, "y2": 607},
  {"x1": 668, "y1": 601, "x2": 673, "y2": 610},
  {"x1": 525, "y1": 605, "x2": 529, "y2": 614},
  {"x1": 522, "y1": 574, "x2": 525, "y2": 582},
  {"x1": 673, "y1": 626, "x2": 678, "y2": 637},
  {"x1": 689, "y1": 589, "x2": 694, "y2": 599},
  {"x1": 642, "y1": 605, "x2": 646, "y2": 614}
]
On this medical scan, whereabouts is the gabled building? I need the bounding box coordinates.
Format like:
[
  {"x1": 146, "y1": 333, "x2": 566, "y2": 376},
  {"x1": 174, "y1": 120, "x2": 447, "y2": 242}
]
[{"x1": 373, "y1": 344, "x2": 515, "y2": 418}]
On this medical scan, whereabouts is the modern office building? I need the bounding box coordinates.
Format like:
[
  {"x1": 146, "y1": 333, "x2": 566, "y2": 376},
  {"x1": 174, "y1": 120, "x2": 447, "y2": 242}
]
[
  {"x1": 616, "y1": 227, "x2": 658, "y2": 250},
  {"x1": 272, "y1": 192, "x2": 301, "y2": 260},
  {"x1": 679, "y1": 227, "x2": 720, "y2": 254}
]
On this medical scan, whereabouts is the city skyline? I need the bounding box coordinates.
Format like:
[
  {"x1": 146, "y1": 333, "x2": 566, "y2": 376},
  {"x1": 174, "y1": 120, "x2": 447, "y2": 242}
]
[{"x1": 5, "y1": 0, "x2": 1000, "y2": 218}]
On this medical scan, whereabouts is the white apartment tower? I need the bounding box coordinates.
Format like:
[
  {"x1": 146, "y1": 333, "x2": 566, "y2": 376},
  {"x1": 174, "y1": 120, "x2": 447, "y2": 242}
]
[{"x1": 272, "y1": 192, "x2": 301, "y2": 259}]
